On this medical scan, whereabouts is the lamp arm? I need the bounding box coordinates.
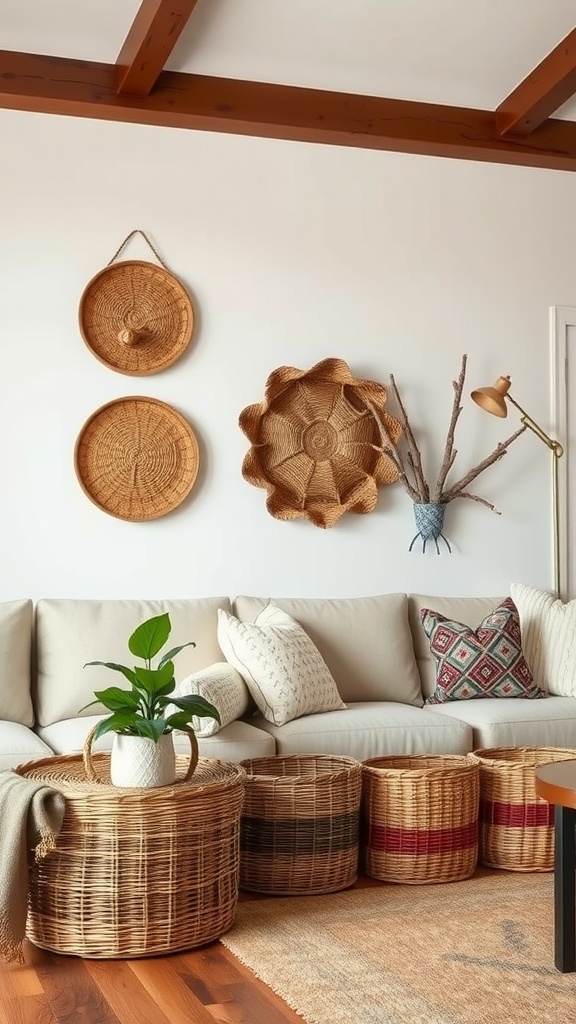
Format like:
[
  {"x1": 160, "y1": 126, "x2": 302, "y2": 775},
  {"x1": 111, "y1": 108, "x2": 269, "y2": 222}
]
[{"x1": 506, "y1": 395, "x2": 564, "y2": 458}]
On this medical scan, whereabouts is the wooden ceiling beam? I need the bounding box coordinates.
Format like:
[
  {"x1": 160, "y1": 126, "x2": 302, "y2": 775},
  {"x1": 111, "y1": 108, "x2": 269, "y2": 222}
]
[
  {"x1": 115, "y1": 0, "x2": 200, "y2": 97},
  {"x1": 497, "y1": 27, "x2": 576, "y2": 137},
  {"x1": 3, "y1": 50, "x2": 576, "y2": 171}
]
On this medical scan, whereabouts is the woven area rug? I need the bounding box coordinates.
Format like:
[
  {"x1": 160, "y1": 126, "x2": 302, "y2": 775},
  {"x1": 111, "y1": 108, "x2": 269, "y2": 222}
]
[{"x1": 221, "y1": 871, "x2": 576, "y2": 1024}]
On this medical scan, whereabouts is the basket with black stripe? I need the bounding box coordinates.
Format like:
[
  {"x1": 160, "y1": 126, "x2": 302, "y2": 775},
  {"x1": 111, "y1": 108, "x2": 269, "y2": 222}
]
[
  {"x1": 362, "y1": 754, "x2": 479, "y2": 884},
  {"x1": 239, "y1": 754, "x2": 362, "y2": 895}
]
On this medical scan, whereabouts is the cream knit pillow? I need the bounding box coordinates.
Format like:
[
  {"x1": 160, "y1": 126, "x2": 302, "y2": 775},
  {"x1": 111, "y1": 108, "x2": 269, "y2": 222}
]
[
  {"x1": 217, "y1": 602, "x2": 346, "y2": 726},
  {"x1": 176, "y1": 663, "x2": 251, "y2": 736},
  {"x1": 510, "y1": 582, "x2": 576, "y2": 696}
]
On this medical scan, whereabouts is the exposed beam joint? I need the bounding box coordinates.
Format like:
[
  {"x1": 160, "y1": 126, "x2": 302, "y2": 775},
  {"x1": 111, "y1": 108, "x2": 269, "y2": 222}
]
[
  {"x1": 2, "y1": 51, "x2": 576, "y2": 171},
  {"x1": 497, "y1": 27, "x2": 576, "y2": 137},
  {"x1": 116, "y1": 0, "x2": 200, "y2": 97}
]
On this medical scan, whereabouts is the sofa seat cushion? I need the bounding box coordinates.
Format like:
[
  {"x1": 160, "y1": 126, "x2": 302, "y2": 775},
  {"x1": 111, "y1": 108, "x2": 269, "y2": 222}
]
[
  {"x1": 0, "y1": 721, "x2": 54, "y2": 771},
  {"x1": 0, "y1": 600, "x2": 33, "y2": 726},
  {"x1": 249, "y1": 702, "x2": 472, "y2": 758},
  {"x1": 37, "y1": 715, "x2": 275, "y2": 765},
  {"x1": 35, "y1": 597, "x2": 233, "y2": 728},
  {"x1": 426, "y1": 696, "x2": 576, "y2": 749},
  {"x1": 233, "y1": 594, "x2": 422, "y2": 706}
]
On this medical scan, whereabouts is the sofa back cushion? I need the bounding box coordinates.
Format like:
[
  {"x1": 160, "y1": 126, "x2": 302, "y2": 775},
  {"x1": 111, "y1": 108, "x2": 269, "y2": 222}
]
[
  {"x1": 0, "y1": 600, "x2": 33, "y2": 726},
  {"x1": 35, "y1": 597, "x2": 232, "y2": 727},
  {"x1": 408, "y1": 595, "x2": 505, "y2": 699},
  {"x1": 232, "y1": 594, "x2": 422, "y2": 706}
]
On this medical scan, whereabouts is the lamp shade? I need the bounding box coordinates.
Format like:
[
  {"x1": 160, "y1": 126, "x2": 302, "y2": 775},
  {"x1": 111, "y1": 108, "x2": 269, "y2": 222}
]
[{"x1": 470, "y1": 375, "x2": 512, "y2": 418}]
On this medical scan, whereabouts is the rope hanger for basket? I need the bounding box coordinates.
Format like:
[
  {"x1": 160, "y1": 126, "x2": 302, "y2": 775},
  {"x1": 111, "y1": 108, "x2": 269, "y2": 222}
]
[{"x1": 107, "y1": 229, "x2": 170, "y2": 270}]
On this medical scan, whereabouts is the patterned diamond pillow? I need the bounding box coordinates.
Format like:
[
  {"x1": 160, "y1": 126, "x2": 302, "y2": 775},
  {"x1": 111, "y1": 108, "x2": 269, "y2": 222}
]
[
  {"x1": 421, "y1": 597, "x2": 544, "y2": 704},
  {"x1": 217, "y1": 602, "x2": 346, "y2": 726}
]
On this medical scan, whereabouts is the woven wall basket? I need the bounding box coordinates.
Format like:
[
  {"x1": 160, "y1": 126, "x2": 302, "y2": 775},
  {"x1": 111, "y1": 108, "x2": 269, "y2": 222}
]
[
  {"x1": 239, "y1": 357, "x2": 402, "y2": 528},
  {"x1": 74, "y1": 396, "x2": 199, "y2": 521},
  {"x1": 78, "y1": 232, "x2": 194, "y2": 375}
]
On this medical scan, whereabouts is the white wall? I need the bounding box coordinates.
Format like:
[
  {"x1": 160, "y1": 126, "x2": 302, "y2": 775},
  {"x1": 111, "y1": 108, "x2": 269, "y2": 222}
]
[{"x1": 1, "y1": 107, "x2": 575, "y2": 602}]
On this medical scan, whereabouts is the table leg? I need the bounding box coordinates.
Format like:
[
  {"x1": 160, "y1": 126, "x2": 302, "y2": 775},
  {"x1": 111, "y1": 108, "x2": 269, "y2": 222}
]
[{"x1": 554, "y1": 804, "x2": 576, "y2": 972}]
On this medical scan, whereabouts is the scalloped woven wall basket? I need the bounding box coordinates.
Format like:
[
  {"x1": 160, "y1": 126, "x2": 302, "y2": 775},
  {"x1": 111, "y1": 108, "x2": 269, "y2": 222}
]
[
  {"x1": 74, "y1": 396, "x2": 199, "y2": 521},
  {"x1": 239, "y1": 357, "x2": 402, "y2": 528}
]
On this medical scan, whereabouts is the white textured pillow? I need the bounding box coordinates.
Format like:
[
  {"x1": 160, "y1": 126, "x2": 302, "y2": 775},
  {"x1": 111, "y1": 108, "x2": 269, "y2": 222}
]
[
  {"x1": 510, "y1": 582, "x2": 576, "y2": 696},
  {"x1": 217, "y1": 603, "x2": 346, "y2": 726},
  {"x1": 176, "y1": 663, "x2": 251, "y2": 736}
]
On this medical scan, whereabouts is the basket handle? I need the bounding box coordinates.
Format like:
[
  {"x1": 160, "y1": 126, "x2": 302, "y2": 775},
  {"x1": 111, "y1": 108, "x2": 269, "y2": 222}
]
[{"x1": 82, "y1": 724, "x2": 199, "y2": 783}]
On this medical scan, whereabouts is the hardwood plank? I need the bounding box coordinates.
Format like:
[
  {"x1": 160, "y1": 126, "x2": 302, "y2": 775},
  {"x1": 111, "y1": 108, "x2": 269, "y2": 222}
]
[
  {"x1": 0, "y1": 953, "x2": 58, "y2": 1024},
  {"x1": 497, "y1": 26, "x2": 576, "y2": 136},
  {"x1": 129, "y1": 957, "x2": 215, "y2": 1024},
  {"x1": 25, "y1": 944, "x2": 121, "y2": 1024},
  {"x1": 84, "y1": 959, "x2": 173, "y2": 1024},
  {"x1": 2, "y1": 50, "x2": 576, "y2": 170},
  {"x1": 115, "y1": 0, "x2": 200, "y2": 97}
]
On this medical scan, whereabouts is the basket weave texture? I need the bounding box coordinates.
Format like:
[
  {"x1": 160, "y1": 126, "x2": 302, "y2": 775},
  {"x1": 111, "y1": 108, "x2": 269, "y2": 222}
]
[
  {"x1": 79, "y1": 260, "x2": 194, "y2": 376},
  {"x1": 17, "y1": 752, "x2": 245, "y2": 958},
  {"x1": 362, "y1": 754, "x2": 479, "y2": 884},
  {"x1": 468, "y1": 745, "x2": 576, "y2": 871},
  {"x1": 239, "y1": 754, "x2": 362, "y2": 895},
  {"x1": 74, "y1": 396, "x2": 199, "y2": 522}
]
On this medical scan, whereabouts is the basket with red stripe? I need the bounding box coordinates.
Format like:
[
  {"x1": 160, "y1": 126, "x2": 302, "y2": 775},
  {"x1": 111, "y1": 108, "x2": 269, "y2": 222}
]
[
  {"x1": 468, "y1": 745, "x2": 576, "y2": 871},
  {"x1": 361, "y1": 754, "x2": 479, "y2": 884}
]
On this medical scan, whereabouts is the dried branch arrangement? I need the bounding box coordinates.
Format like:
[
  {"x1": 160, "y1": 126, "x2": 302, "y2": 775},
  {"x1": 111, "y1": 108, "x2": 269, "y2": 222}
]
[{"x1": 370, "y1": 354, "x2": 527, "y2": 552}]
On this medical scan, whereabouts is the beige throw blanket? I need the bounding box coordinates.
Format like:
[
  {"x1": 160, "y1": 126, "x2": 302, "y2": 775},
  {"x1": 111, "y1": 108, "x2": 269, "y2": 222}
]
[{"x1": 0, "y1": 770, "x2": 65, "y2": 963}]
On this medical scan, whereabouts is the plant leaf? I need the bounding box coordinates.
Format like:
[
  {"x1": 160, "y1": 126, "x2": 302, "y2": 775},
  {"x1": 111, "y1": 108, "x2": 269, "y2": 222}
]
[
  {"x1": 91, "y1": 710, "x2": 143, "y2": 740},
  {"x1": 170, "y1": 694, "x2": 221, "y2": 722},
  {"x1": 88, "y1": 687, "x2": 141, "y2": 713},
  {"x1": 158, "y1": 641, "x2": 196, "y2": 669},
  {"x1": 131, "y1": 718, "x2": 167, "y2": 741},
  {"x1": 164, "y1": 710, "x2": 196, "y2": 731},
  {"x1": 84, "y1": 661, "x2": 137, "y2": 686},
  {"x1": 134, "y1": 661, "x2": 174, "y2": 695},
  {"x1": 128, "y1": 613, "x2": 171, "y2": 661}
]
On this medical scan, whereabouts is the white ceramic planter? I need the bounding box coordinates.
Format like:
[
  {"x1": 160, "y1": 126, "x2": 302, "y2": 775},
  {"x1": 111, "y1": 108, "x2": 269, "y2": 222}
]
[{"x1": 110, "y1": 732, "x2": 177, "y2": 788}]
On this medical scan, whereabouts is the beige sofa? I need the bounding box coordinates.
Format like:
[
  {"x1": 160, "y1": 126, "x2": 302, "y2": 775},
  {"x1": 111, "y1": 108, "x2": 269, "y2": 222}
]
[{"x1": 2, "y1": 593, "x2": 576, "y2": 772}]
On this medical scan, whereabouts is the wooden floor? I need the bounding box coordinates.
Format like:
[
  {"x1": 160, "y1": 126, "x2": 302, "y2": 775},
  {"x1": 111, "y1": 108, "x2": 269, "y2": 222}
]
[{"x1": 0, "y1": 876, "x2": 380, "y2": 1024}]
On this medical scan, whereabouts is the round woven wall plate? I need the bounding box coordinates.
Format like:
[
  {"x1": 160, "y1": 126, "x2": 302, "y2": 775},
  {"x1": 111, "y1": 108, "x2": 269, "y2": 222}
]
[
  {"x1": 74, "y1": 397, "x2": 199, "y2": 522},
  {"x1": 79, "y1": 260, "x2": 194, "y2": 376}
]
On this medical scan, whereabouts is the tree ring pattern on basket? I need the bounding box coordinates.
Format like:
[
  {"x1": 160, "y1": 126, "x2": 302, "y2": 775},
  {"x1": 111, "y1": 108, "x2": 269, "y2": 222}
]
[
  {"x1": 79, "y1": 260, "x2": 194, "y2": 376},
  {"x1": 74, "y1": 396, "x2": 199, "y2": 521},
  {"x1": 239, "y1": 357, "x2": 402, "y2": 528}
]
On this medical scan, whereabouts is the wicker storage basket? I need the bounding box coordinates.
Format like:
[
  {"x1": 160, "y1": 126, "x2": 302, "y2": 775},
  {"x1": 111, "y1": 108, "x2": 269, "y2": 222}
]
[
  {"x1": 239, "y1": 754, "x2": 362, "y2": 895},
  {"x1": 468, "y1": 745, "x2": 576, "y2": 872},
  {"x1": 362, "y1": 754, "x2": 479, "y2": 884},
  {"x1": 17, "y1": 752, "x2": 245, "y2": 958}
]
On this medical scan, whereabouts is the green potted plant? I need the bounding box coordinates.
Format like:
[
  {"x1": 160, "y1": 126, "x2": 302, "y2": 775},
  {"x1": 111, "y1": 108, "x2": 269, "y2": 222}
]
[{"x1": 81, "y1": 611, "x2": 220, "y2": 788}]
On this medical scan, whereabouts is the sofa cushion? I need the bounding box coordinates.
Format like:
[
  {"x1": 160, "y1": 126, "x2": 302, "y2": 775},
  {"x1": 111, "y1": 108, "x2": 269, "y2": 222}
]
[
  {"x1": 426, "y1": 696, "x2": 576, "y2": 750},
  {"x1": 511, "y1": 582, "x2": 576, "y2": 696},
  {"x1": 176, "y1": 663, "x2": 251, "y2": 736},
  {"x1": 408, "y1": 595, "x2": 505, "y2": 700},
  {"x1": 0, "y1": 600, "x2": 33, "y2": 727},
  {"x1": 37, "y1": 714, "x2": 275, "y2": 764},
  {"x1": 233, "y1": 594, "x2": 422, "y2": 706},
  {"x1": 249, "y1": 703, "x2": 472, "y2": 758},
  {"x1": 0, "y1": 721, "x2": 53, "y2": 771},
  {"x1": 421, "y1": 598, "x2": 542, "y2": 703},
  {"x1": 217, "y1": 603, "x2": 346, "y2": 726},
  {"x1": 35, "y1": 597, "x2": 232, "y2": 727}
]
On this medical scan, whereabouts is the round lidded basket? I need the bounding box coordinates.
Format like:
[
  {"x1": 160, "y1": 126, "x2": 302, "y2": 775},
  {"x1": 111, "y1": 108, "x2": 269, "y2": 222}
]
[
  {"x1": 239, "y1": 754, "x2": 362, "y2": 895},
  {"x1": 362, "y1": 754, "x2": 479, "y2": 884},
  {"x1": 17, "y1": 752, "x2": 245, "y2": 958},
  {"x1": 468, "y1": 745, "x2": 576, "y2": 871},
  {"x1": 74, "y1": 396, "x2": 199, "y2": 522}
]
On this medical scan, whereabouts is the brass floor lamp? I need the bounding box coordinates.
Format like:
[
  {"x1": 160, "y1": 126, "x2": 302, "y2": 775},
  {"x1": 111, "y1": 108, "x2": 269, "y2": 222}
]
[{"x1": 471, "y1": 375, "x2": 564, "y2": 599}]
